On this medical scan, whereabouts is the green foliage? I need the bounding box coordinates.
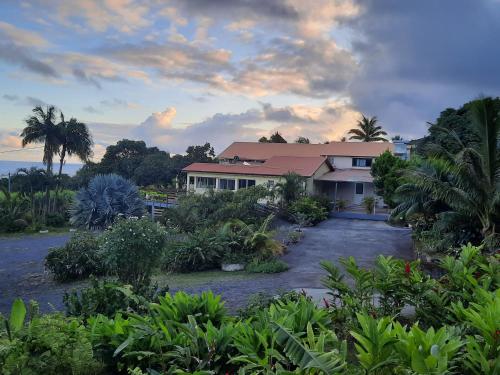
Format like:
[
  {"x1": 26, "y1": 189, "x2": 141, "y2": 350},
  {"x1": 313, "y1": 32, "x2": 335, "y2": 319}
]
[
  {"x1": 245, "y1": 258, "x2": 289, "y2": 273},
  {"x1": 2, "y1": 244, "x2": 498, "y2": 374},
  {"x1": 162, "y1": 185, "x2": 269, "y2": 232},
  {"x1": 275, "y1": 172, "x2": 304, "y2": 206},
  {"x1": 288, "y1": 196, "x2": 328, "y2": 225},
  {"x1": 350, "y1": 313, "x2": 397, "y2": 373},
  {"x1": 362, "y1": 196, "x2": 376, "y2": 214},
  {"x1": 348, "y1": 115, "x2": 388, "y2": 142},
  {"x1": 0, "y1": 300, "x2": 103, "y2": 375},
  {"x1": 163, "y1": 228, "x2": 223, "y2": 272},
  {"x1": 310, "y1": 194, "x2": 334, "y2": 212},
  {"x1": 45, "y1": 231, "x2": 103, "y2": 281},
  {"x1": 71, "y1": 174, "x2": 145, "y2": 229},
  {"x1": 63, "y1": 278, "x2": 156, "y2": 319},
  {"x1": 258, "y1": 131, "x2": 288, "y2": 143},
  {"x1": 0, "y1": 188, "x2": 30, "y2": 232},
  {"x1": 371, "y1": 150, "x2": 408, "y2": 207},
  {"x1": 394, "y1": 97, "x2": 500, "y2": 252},
  {"x1": 393, "y1": 323, "x2": 463, "y2": 374},
  {"x1": 100, "y1": 218, "x2": 167, "y2": 291},
  {"x1": 74, "y1": 139, "x2": 215, "y2": 187},
  {"x1": 151, "y1": 291, "x2": 227, "y2": 326}
]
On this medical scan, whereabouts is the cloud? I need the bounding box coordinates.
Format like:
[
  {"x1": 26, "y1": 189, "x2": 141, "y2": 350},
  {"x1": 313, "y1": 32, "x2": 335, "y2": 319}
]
[
  {"x1": 346, "y1": 0, "x2": 500, "y2": 138},
  {"x1": 83, "y1": 105, "x2": 102, "y2": 114},
  {"x1": 130, "y1": 101, "x2": 360, "y2": 153},
  {"x1": 48, "y1": 0, "x2": 151, "y2": 33},
  {"x1": 2, "y1": 94, "x2": 48, "y2": 107}
]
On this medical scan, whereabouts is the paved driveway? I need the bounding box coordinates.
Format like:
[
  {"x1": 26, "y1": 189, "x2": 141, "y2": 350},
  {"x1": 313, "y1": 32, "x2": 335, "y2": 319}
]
[
  {"x1": 0, "y1": 219, "x2": 413, "y2": 314},
  {"x1": 179, "y1": 219, "x2": 413, "y2": 309}
]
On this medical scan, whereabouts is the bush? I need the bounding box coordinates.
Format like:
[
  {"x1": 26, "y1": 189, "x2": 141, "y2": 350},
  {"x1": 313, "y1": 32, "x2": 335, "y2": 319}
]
[
  {"x1": 71, "y1": 174, "x2": 144, "y2": 230},
  {"x1": 161, "y1": 186, "x2": 270, "y2": 232},
  {"x1": 310, "y1": 194, "x2": 333, "y2": 212},
  {"x1": 0, "y1": 302, "x2": 103, "y2": 374},
  {"x1": 288, "y1": 196, "x2": 328, "y2": 225},
  {"x1": 12, "y1": 218, "x2": 28, "y2": 231},
  {"x1": 64, "y1": 278, "x2": 162, "y2": 319},
  {"x1": 163, "y1": 228, "x2": 223, "y2": 272},
  {"x1": 45, "y1": 232, "x2": 103, "y2": 281},
  {"x1": 246, "y1": 258, "x2": 289, "y2": 273},
  {"x1": 362, "y1": 196, "x2": 376, "y2": 214},
  {"x1": 46, "y1": 212, "x2": 66, "y2": 227},
  {"x1": 100, "y1": 218, "x2": 167, "y2": 292}
]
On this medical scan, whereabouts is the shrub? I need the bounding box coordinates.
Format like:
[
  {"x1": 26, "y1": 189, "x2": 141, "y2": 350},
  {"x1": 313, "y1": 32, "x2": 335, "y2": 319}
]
[
  {"x1": 45, "y1": 231, "x2": 103, "y2": 281},
  {"x1": 246, "y1": 258, "x2": 289, "y2": 273},
  {"x1": 63, "y1": 278, "x2": 162, "y2": 319},
  {"x1": 46, "y1": 212, "x2": 66, "y2": 227},
  {"x1": 100, "y1": 218, "x2": 167, "y2": 291},
  {"x1": 310, "y1": 194, "x2": 334, "y2": 212},
  {"x1": 288, "y1": 196, "x2": 328, "y2": 225},
  {"x1": 162, "y1": 186, "x2": 269, "y2": 232},
  {"x1": 71, "y1": 174, "x2": 144, "y2": 230},
  {"x1": 0, "y1": 300, "x2": 103, "y2": 374},
  {"x1": 12, "y1": 218, "x2": 28, "y2": 231},
  {"x1": 287, "y1": 230, "x2": 302, "y2": 244},
  {"x1": 362, "y1": 196, "x2": 376, "y2": 214},
  {"x1": 163, "y1": 228, "x2": 223, "y2": 272}
]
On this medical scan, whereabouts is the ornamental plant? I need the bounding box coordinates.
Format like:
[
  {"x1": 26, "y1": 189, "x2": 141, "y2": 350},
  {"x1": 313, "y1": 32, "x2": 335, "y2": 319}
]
[{"x1": 100, "y1": 217, "x2": 167, "y2": 292}]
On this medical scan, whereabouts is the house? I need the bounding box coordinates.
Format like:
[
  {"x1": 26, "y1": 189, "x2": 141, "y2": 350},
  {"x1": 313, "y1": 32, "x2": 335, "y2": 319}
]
[{"x1": 183, "y1": 141, "x2": 394, "y2": 208}]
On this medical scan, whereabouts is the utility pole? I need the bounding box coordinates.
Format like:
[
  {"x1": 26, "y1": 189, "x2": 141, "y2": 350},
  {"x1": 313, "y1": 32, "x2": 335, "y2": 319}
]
[{"x1": 8, "y1": 172, "x2": 11, "y2": 193}]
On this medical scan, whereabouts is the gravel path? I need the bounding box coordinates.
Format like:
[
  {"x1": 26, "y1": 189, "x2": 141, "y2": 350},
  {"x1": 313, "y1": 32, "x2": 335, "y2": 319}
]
[{"x1": 0, "y1": 219, "x2": 413, "y2": 314}]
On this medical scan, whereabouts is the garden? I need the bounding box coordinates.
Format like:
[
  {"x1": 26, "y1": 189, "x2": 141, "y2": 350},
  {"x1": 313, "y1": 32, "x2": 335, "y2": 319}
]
[{"x1": 1, "y1": 243, "x2": 498, "y2": 374}]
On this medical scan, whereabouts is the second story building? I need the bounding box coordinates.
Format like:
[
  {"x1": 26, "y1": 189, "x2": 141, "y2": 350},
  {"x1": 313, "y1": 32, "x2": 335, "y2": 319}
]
[{"x1": 183, "y1": 141, "x2": 394, "y2": 208}]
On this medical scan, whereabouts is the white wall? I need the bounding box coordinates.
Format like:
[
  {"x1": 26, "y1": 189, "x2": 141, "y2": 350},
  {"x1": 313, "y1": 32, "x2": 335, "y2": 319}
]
[{"x1": 327, "y1": 156, "x2": 372, "y2": 169}]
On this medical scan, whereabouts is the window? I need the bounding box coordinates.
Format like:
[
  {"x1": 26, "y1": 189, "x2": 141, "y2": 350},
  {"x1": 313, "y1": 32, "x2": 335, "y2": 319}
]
[
  {"x1": 267, "y1": 180, "x2": 275, "y2": 189},
  {"x1": 219, "y1": 178, "x2": 236, "y2": 190},
  {"x1": 196, "y1": 176, "x2": 216, "y2": 188},
  {"x1": 352, "y1": 158, "x2": 372, "y2": 167},
  {"x1": 189, "y1": 176, "x2": 194, "y2": 185},
  {"x1": 355, "y1": 183, "x2": 364, "y2": 195},
  {"x1": 238, "y1": 179, "x2": 256, "y2": 189}
]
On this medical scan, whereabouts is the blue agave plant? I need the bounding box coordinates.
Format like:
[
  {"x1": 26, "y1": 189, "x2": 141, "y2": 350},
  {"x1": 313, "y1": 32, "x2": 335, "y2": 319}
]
[{"x1": 70, "y1": 174, "x2": 144, "y2": 229}]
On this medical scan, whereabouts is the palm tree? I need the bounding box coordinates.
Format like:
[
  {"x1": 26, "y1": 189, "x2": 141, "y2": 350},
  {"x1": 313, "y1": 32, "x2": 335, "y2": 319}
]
[
  {"x1": 348, "y1": 115, "x2": 388, "y2": 142},
  {"x1": 57, "y1": 114, "x2": 93, "y2": 180},
  {"x1": 274, "y1": 172, "x2": 304, "y2": 206},
  {"x1": 20, "y1": 106, "x2": 61, "y2": 175},
  {"x1": 394, "y1": 98, "x2": 500, "y2": 248}
]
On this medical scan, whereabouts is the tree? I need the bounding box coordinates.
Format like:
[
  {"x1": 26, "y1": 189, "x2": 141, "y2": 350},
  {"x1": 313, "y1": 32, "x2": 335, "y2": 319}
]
[
  {"x1": 394, "y1": 97, "x2": 500, "y2": 249},
  {"x1": 133, "y1": 152, "x2": 174, "y2": 186},
  {"x1": 275, "y1": 172, "x2": 304, "y2": 206},
  {"x1": 415, "y1": 104, "x2": 480, "y2": 156},
  {"x1": 57, "y1": 115, "x2": 93, "y2": 180},
  {"x1": 184, "y1": 142, "x2": 215, "y2": 164},
  {"x1": 371, "y1": 151, "x2": 408, "y2": 207},
  {"x1": 99, "y1": 139, "x2": 157, "y2": 179},
  {"x1": 259, "y1": 132, "x2": 287, "y2": 143},
  {"x1": 295, "y1": 136, "x2": 310, "y2": 144},
  {"x1": 348, "y1": 115, "x2": 388, "y2": 142},
  {"x1": 20, "y1": 106, "x2": 60, "y2": 175},
  {"x1": 269, "y1": 131, "x2": 287, "y2": 143}
]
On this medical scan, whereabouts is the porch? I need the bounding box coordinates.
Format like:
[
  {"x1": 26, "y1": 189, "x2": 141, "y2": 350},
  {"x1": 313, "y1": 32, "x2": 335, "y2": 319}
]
[{"x1": 314, "y1": 168, "x2": 385, "y2": 211}]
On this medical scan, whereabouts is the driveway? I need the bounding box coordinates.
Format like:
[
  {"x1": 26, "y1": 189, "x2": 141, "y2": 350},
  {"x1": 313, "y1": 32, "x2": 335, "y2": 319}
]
[
  {"x1": 177, "y1": 218, "x2": 413, "y2": 310},
  {"x1": 0, "y1": 219, "x2": 413, "y2": 314},
  {"x1": 0, "y1": 234, "x2": 73, "y2": 315}
]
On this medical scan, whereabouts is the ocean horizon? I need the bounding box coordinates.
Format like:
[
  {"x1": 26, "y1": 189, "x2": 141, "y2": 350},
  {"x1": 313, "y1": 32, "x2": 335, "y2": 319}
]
[{"x1": 0, "y1": 160, "x2": 82, "y2": 177}]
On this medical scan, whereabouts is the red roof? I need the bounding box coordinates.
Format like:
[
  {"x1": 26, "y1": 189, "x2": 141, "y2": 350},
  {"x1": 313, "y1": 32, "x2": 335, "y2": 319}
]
[
  {"x1": 183, "y1": 156, "x2": 330, "y2": 177},
  {"x1": 218, "y1": 141, "x2": 393, "y2": 160}
]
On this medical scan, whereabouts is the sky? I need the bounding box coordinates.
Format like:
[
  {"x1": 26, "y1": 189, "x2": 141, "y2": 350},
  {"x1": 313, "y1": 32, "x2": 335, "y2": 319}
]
[{"x1": 1, "y1": 0, "x2": 499, "y2": 162}]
